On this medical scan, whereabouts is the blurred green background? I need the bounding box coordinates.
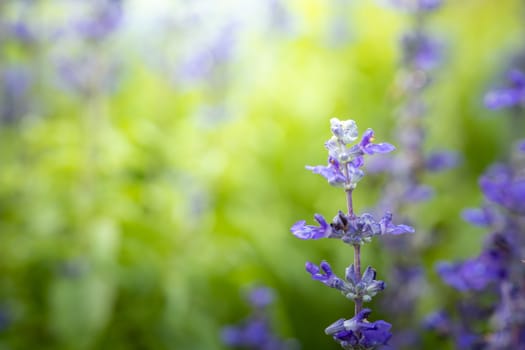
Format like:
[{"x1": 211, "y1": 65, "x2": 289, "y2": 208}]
[{"x1": 0, "y1": 0, "x2": 524, "y2": 349}]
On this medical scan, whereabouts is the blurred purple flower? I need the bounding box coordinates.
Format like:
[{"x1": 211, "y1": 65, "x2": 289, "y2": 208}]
[
  {"x1": 479, "y1": 164, "x2": 525, "y2": 214},
  {"x1": 461, "y1": 206, "x2": 500, "y2": 227},
  {"x1": 423, "y1": 310, "x2": 451, "y2": 335},
  {"x1": 222, "y1": 287, "x2": 296, "y2": 350},
  {"x1": 403, "y1": 184, "x2": 434, "y2": 202},
  {"x1": 484, "y1": 69, "x2": 525, "y2": 110},
  {"x1": 425, "y1": 151, "x2": 461, "y2": 172},
  {"x1": 248, "y1": 287, "x2": 275, "y2": 309},
  {"x1": 72, "y1": 0, "x2": 123, "y2": 40},
  {"x1": 177, "y1": 23, "x2": 237, "y2": 82},
  {"x1": 1, "y1": 66, "x2": 32, "y2": 123},
  {"x1": 436, "y1": 232, "x2": 511, "y2": 292},
  {"x1": 401, "y1": 32, "x2": 442, "y2": 70},
  {"x1": 436, "y1": 258, "x2": 498, "y2": 291}
]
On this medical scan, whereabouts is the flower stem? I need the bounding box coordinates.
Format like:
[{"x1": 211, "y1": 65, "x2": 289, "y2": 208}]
[
  {"x1": 345, "y1": 188, "x2": 362, "y2": 315},
  {"x1": 354, "y1": 244, "x2": 362, "y2": 315},
  {"x1": 345, "y1": 189, "x2": 354, "y2": 217}
]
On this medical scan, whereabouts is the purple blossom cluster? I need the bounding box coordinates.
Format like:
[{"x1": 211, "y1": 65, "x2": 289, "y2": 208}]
[
  {"x1": 372, "y1": 0, "x2": 459, "y2": 211},
  {"x1": 484, "y1": 69, "x2": 525, "y2": 110},
  {"x1": 368, "y1": 2, "x2": 457, "y2": 347},
  {"x1": 54, "y1": 0, "x2": 124, "y2": 98},
  {"x1": 484, "y1": 49, "x2": 525, "y2": 111},
  {"x1": 0, "y1": 2, "x2": 39, "y2": 124},
  {"x1": 429, "y1": 140, "x2": 525, "y2": 348},
  {"x1": 291, "y1": 118, "x2": 414, "y2": 349},
  {"x1": 221, "y1": 287, "x2": 297, "y2": 350}
]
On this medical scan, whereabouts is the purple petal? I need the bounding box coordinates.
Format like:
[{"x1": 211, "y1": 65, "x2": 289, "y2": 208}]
[
  {"x1": 290, "y1": 214, "x2": 331, "y2": 240},
  {"x1": 320, "y1": 261, "x2": 333, "y2": 275},
  {"x1": 361, "y1": 266, "x2": 376, "y2": 283},
  {"x1": 365, "y1": 143, "x2": 396, "y2": 154},
  {"x1": 305, "y1": 261, "x2": 320, "y2": 275},
  {"x1": 461, "y1": 207, "x2": 494, "y2": 227},
  {"x1": 345, "y1": 264, "x2": 357, "y2": 284},
  {"x1": 387, "y1": 224, "x2": 415, "y2": 235}
]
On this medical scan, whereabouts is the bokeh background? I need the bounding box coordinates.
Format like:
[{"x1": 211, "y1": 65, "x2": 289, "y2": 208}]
[{"x1": 1, "y1": 0, "x2": 524, "y2": 349}]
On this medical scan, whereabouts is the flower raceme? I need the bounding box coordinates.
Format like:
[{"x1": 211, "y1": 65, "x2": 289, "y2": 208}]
[{"x1": 291, "y1": 118, "x2": 414, "y2": 349}]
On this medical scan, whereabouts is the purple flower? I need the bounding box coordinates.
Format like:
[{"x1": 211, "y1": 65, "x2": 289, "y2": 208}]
[
  {"x1": 307, "y1": 120, "x2": 394, "y2": 189},
  {"x1": 461, "y1": 206, "x2": 500, "y2": 227},
  {"x1": 293, "y1": 211, "x2": 414, "y2": 245},
  {"x1": 248, "y1": 287, "x2": 274, "y2": 308},
  {"x1": 354, "y1": 129, "x2": 396, "y2": 156},
  {"x1": 479, "y1": 164, "x2": 525, "y2": 214},
  {"x1": 347, "y1": 265, "x2": 386, "y2": 302},
  {"x1": 423, "y1": 311, "x2": 451, "y2": 335},
  {"x1": 425, "y1": 151, "x2": 461, "y2": 172},
  {"x1": 305, "y1": 261, "x2": 345, "y2": 290},
  {"x1": 177, "y1": 23, "x2": 237, "y2": 82},
  {"x1": 306, "y1": 262, "x2": 385, "y2": 302},
  {"x1": 222, "y1": 287, "x2": 297, "y2": 350},
  {"x1": 72, "y1": 0, "x2": 123, "y2": 40},
  {"x1": 330, "y1": 118, "x2": 358, "y2": 145},
  {"x1": 325, "y1": 309, "x2": 392, "y2": 348},
  {"x1": 484, "y1": 69, "x2": 525, "y2": 110},
  {"x1": 401, "y1": 32, "x2": 442, "y2": 70},
  {"x1": 306, "y1": 157, "x2": 348, "y2": 187},
  {"x1": 403, "y1": 184, "x2": 434, "y2": 202},
  {"x1": 291, "y1": 214, "x2": 332, "y2": 240},
  {"x1": 436, "y1": 250, "x2": 505, "y2": 292}
]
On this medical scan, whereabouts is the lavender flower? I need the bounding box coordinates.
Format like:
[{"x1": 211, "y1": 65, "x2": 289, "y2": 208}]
[
  {"x1": 433, "y1": 137, "x2": 525, "y2": 349},
  {"x1": 221, "y1": 287, "x2": 297, "y2": 350},
  {"x1": 325, "y1": 309, "x2": 392, "y2": 350},
  {"x1": 68, "y1": 0, "x2": 123, "y2": 40},
  {"x1": 484, "y1": 69, "x2": 525, "y2": 110},
  {"x1": 292, "y1": 119, "x2": 412, "y2": 349},
  {"x1": 401, "y1": 32, "x2": 442, "y2": 71},
  {"x1": 291, "y1": 211, "x2": 414, "y2": 245},
  {"x1": 478, "y1": 164, "x2": 525, "y2": 214},
  {"x1": 306, "y1": 261, "x2": 385, "y2": 302},
  {"x1": 306, "y1": 118, "x2": 394, "y2": 190}
]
